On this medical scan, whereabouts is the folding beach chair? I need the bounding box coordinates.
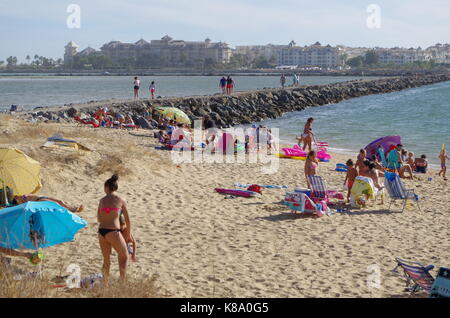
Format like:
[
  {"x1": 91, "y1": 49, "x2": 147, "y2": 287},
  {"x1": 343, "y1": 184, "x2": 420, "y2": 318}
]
[
  {"x1": 392, "y1": 257, "x2": 435, "y2": 293},
  {"x1": 315, "y1": 141, "x2": 329, "y2": 152},
  {"x1": 384, "y1": 172, "x2": 421, "y2": 212},
  {"x1": 281, "y1": 191, "x2": 330, "y2": 216},
  {"x1": 307, "y1": 175, "x2": 329, "y2": 203}
]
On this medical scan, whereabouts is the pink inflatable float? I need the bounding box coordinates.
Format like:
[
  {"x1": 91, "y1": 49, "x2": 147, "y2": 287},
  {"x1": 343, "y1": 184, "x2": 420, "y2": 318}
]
[{"x1": 277, "y1": 145, "x2": 331, "y2": 162}]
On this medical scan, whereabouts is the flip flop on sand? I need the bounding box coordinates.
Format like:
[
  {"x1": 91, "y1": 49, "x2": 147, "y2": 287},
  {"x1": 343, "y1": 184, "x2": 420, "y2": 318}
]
[{"x1": 29, "y1": 251, "x2": 44, "y2": 265}]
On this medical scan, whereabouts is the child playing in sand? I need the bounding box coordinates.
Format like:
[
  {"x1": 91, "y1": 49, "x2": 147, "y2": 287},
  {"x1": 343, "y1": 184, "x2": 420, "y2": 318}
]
[
  {"x1": 438, "y1": 148, "x2": 449, "y2": 180},
  {"x1": 120, "y1": 214, "x2": 136, "y2": 262},
  {"x1": 414, "y1": 154, "x2": 428, "y2": 173},
  {"x1": 406, "y1": 152, "x2": 416, "y2": 171},
  {"x1": 344, "y1": 159, "x2": 357, "y2": 203}
]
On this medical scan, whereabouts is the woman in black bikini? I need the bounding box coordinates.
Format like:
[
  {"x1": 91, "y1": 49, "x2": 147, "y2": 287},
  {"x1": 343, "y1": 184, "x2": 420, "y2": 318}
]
[{"x1": 97, "y1": 174, "x2": 132, "y2": 284}]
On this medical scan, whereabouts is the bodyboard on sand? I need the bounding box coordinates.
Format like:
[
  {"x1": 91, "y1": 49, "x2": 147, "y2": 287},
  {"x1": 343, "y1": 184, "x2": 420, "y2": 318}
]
[{"x1": 215, "y1": 188, "x2": 260, "y2": 198}]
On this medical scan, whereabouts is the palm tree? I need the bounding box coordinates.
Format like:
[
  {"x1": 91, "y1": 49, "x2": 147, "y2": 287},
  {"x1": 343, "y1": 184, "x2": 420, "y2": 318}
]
[
  {"x1": 26, "y1": 55, "x2": 31, "y2": 64},
  {"x1": 33, "y1": 54, "x2": 40, "y2": 67}
]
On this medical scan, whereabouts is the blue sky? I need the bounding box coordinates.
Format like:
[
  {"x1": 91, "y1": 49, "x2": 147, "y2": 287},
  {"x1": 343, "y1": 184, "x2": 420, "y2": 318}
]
[{"x1": 0, "y1": 0, "x2": 449, "y2": 62}]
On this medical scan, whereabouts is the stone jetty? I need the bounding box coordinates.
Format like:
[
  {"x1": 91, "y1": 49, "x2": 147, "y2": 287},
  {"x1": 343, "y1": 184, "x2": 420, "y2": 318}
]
[{"x1": 23, "y1": 74, "x2": 450, "y2": 128}]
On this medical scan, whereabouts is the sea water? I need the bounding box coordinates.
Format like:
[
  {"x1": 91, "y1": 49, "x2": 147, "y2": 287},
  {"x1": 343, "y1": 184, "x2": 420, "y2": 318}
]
[
  {"x1": 0, "y1": 75, "x2": 369, "y2": 110},
  {"x1": 0, "y1": 75, "x2": 448, "y2": 165},
  {"x1": 251, "y1": 80, "x2": 450, "y2": 166}
]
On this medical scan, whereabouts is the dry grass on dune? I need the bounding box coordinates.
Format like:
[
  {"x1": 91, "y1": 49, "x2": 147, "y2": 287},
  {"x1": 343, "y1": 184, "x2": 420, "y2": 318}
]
[
  {"x1": 0, "y1": 263, "x2": 164, "y2": 298},
  {"x1": 0, "y1": 117, "x2": 153, "y2": 179}
]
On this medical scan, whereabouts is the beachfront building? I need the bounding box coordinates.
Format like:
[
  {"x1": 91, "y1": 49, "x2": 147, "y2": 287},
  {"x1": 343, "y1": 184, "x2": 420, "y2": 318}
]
[
  {"x1": 338, "y1": 46, "x2": 370, "y2": 59},
  {"x1": 98, "y1": 36, "x2": 232, "y2": 66},
  {"x1": 374, "y1": 48, "x2": 432, "y2": 65},
  {"x1": 426, "y1": 43, "x2": 450, "y2": 64},
  {"x1": 277, "y1": 41, "x2": 341, "y2": 68},
  {"x1": 234, "y1": 44, "x2": 286, "y2": 62},
  {"x1": 64, "y1": 41, "x2": 79, "y2": 64}
]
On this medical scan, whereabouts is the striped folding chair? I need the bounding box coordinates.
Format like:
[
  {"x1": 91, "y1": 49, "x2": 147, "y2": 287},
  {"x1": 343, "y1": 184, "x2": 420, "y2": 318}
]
[
  {"x1": 315, "y1": 141, "x2": 329, "y2": 152},
  {"x1": 307, "y1": 175, "x2": 329, "y2": 203},
  {"x1": 384, "y1": 172, "x2": 420, "y2": 212},
  {"x1": 392, "y1": 257, "x2": 435, "y2": 293}
]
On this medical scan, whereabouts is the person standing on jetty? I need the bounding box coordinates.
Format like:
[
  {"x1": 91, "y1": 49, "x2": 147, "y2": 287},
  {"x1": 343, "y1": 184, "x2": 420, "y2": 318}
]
[
  {"x1": 292, "y1": 73, "x2": 297, "y2": 86},
  {"x1": 280, "y1": 74, "x2": 286, "y2": 88},
  {"x1": 97, "y1": 175, "x2": 133, "y2": 284},
  {"x1": 133, "y1": 77, "x2": 141, "y2": 99},
  {"x1": 149, "y1": 81, "x2": 156, "y2": 99},
  {"x1": 226, "y1": 76, "x2": 234, "y2": 95},
  {"x1": 219, "y1": 76, "x2": 227, "y2": 94}
]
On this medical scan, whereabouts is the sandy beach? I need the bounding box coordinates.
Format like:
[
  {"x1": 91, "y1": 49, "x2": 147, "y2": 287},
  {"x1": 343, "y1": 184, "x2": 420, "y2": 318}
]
[{"x1": 1, "y1": 115, "x2": 449, "y2": 298}]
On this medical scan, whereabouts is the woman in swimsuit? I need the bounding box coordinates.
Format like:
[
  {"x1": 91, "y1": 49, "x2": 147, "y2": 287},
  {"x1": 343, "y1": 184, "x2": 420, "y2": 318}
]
[
  {"x1": 300, "y1": 117, "x2": 315, "y2": 152},
  {"x1": 133, "y1": 77, "x2": 140, "y2": 99},
  {"x1": 304, "y1": 150, "x2": 319, "y2": 187},
  {"x1": 97, "y1": 174, "x2": 132, "y2": 284},
  {"x1": 12, "y1": 194, "x2": 83, "y2": 213}
]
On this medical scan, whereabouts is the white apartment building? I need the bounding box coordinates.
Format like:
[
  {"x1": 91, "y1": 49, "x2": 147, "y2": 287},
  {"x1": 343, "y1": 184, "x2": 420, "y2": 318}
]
[
  {"x1": 234, "y1": 44, "x2": 285, "y2": 61},
  {"x1": 278, "y1": 42, "x2": 341, "y2": 68},
  {"x1": 375, "y1": 48, "x2": 432, "y2": 64}
]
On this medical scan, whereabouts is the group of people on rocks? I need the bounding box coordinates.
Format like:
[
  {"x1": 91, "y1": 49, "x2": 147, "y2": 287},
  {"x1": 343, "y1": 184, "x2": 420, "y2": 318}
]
[{"x1": 280, "y1": 73, "x2": 300, "y2": 88}]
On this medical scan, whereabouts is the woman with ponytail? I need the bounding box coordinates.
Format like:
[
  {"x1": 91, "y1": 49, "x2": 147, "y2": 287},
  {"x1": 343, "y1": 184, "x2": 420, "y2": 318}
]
[{"x1": 97, "y1": 174, "x2": 132, "y2": 283}]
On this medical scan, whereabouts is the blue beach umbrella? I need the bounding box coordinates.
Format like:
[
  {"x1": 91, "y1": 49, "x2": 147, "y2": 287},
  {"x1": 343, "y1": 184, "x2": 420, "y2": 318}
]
[{"x1": 0, "y1": 201, "x2": 87, "y2": 250}]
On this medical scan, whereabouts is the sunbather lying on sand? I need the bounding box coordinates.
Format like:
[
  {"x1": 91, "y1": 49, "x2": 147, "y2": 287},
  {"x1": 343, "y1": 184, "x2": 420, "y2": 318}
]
[
  {"x1": 12, "y1": 194, "x2": 83, "y2": 213},
  {"x1": 0, "y1": 247, "x2": 42, "y2": 264}
]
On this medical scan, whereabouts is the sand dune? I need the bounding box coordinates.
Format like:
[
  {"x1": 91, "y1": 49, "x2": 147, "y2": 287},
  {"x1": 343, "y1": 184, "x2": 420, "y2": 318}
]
[{"x1": 1, "y1": 116, "x2": 448, "y2": 297}]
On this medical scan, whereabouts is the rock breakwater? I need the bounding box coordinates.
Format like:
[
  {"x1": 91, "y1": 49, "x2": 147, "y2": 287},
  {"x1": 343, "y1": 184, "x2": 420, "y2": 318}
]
[{"x1": 22, "y1": 74, "x2": 450, "y2": 128}]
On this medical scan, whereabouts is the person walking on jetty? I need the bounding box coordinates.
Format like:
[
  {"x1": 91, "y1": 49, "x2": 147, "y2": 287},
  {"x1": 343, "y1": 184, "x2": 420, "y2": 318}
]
[
  {"x1": 293, "y1": 73, "x2": 300, "y2": 86},
  {"x1": 219, "y1": 77, "x2": 227, "y2": 94},
  {"x1": 280, "y1": 74, "x2": 286, "y2": 88},
  {"x1": 226, "y1": 76, "x2": 234, "y2": 95},
  {"x1": 133, "y1": 77, "x2": 141, "y2": 99},
  {"x1": 149, "y1": 81, "x2": 156, "y2": 99},
  {"x1": 438, "y1": 146, "x2": 449, "y2": 180},
  {"x1": 97, "y1": 175, "x2": 133, "y2": 284}
]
